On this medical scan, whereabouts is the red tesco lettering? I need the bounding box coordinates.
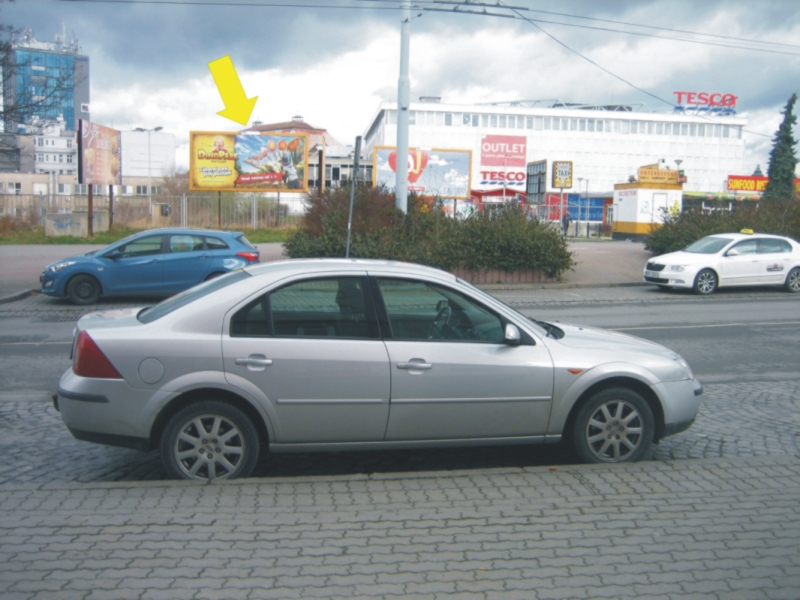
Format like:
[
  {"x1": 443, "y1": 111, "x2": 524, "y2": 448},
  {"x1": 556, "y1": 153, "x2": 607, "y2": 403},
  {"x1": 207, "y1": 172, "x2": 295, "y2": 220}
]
[{"x1": 674, "y1": 91, "x2": 737, "y2": 108}]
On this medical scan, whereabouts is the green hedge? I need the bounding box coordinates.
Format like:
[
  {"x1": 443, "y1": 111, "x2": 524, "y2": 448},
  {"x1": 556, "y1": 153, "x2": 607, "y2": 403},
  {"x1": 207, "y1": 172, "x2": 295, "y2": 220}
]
[
  {"x1": 284, "y1": 187, "x2": 574, "y2": 278},
  {"x1": 645, "y1": 201, "x2": 800, "y2": 256}
]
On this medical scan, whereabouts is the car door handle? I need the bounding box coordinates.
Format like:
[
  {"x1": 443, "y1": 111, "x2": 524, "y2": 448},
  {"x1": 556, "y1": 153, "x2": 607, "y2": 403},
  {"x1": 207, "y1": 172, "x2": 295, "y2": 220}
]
[
  {"x1": 235, "y1": 356, "x2": 273, "y2": 367},
  {"x1": 397, "y1": 361, "x2": 432, "y2": 370}
]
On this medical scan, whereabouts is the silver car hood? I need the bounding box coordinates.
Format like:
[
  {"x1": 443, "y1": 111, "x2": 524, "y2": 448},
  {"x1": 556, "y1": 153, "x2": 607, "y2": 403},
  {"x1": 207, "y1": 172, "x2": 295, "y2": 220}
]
[{"x1": 554, "y1": 323, "x2": 677, "y2": 359}]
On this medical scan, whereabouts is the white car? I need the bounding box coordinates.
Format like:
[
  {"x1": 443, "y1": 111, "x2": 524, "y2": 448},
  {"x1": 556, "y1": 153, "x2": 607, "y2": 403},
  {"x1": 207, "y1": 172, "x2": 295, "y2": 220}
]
[{"x1": 644, "y1": 231, "x2": 800, "y2": 295}]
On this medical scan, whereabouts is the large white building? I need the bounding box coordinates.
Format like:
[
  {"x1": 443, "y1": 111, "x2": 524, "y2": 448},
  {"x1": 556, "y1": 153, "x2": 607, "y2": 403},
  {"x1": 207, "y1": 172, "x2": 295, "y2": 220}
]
[{"x1": 362, "y1": 99, "x2": 746, "y2": 198}]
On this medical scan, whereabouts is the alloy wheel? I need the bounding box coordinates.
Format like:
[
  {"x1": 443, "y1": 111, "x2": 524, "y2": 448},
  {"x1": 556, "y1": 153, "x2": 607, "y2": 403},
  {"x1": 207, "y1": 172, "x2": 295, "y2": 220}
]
[
  {"x1": 173, "y1": 414, "x2": 246, "y2": 480},
  {"x1": 583, "y1": 400, "x2": 644, "y2": 462}
]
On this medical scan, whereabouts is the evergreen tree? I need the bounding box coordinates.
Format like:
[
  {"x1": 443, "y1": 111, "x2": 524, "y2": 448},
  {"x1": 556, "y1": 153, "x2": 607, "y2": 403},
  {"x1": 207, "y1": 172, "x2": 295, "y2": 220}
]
[{"x1": 763, "y1": 93, "x2": 798, "y2": 201}]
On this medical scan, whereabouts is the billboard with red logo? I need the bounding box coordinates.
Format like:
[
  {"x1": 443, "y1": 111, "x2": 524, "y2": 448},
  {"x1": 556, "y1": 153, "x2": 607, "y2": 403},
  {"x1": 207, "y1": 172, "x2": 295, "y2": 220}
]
[
  {"x1": 373, "y1": 146, "x2": 472, "y2": 199},
  {"x1": 727, "y1": 175, "x2": 800, "y2": 193}
]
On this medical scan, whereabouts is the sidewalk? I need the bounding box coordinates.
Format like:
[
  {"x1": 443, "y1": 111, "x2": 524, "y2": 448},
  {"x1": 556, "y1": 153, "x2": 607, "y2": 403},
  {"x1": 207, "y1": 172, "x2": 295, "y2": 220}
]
[{"x1": 0, "y1": 239, "x2": 650, "y2": 301}]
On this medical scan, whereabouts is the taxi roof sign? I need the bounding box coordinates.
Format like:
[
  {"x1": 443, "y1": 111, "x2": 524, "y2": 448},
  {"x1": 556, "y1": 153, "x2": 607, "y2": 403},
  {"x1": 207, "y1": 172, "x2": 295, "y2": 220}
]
[{"x1": 740, "y1": 229, "x2": 754, "y2": 234}]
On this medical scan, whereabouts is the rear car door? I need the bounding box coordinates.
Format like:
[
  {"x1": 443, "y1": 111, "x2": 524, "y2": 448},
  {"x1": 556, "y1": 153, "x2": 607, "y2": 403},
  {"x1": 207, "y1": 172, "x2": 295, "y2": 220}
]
[
  {"x1": 162, "y1": 233, "x2": 212, "y2": 292},
  {"x1": 374, "y1": 277, "x2": 554, "y2": 441},
  {"x1": 102, "y1": 234, "x2": 165, "y2": 295},
  {"x1": 222, "y1": 275, "x2": 391, "y2": 443},
  {"x1": 758, "y1": 238, "x2": 794, "y2": 284}
]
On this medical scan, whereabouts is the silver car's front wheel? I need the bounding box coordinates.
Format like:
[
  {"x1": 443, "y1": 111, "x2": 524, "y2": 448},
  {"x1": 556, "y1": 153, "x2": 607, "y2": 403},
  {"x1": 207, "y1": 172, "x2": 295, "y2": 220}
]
[
  {"x1": 573, "y1": 388, "x2": 654, "y2": 464},
  {"x1": 161, "y1": 401, "x2": 259, "y2": 481}
]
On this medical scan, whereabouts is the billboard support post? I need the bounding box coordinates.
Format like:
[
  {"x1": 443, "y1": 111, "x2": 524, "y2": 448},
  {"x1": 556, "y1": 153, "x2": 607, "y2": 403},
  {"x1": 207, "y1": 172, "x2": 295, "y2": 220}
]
[
  {"x1": 559, "y1": 188, "x2": 564, "y2": 234},
  {"x1": 108, "y1": 184, "x2": 114, "y2": 230},
  {"x1": 346, "y1": 136, "x2": 362, "y2": 259},
  {"x1": 181, "y1": 194, "x2": 186, "y2": 228},
  {"x1": 87, "y1": 184, "x2": 93, "y2": 238},
  {"x1": 218, "y1": 191, "x2": 221, "y2": 228}
]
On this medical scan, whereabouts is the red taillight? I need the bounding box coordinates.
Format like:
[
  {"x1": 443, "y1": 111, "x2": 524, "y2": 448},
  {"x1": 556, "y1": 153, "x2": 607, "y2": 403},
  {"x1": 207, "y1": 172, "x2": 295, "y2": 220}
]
[
  {"x1": 73, "y1": 331, "x2": 122, "y2": 379},
  {"x1": 236, "y1": 251, "x2": 259, "y2": 263}
]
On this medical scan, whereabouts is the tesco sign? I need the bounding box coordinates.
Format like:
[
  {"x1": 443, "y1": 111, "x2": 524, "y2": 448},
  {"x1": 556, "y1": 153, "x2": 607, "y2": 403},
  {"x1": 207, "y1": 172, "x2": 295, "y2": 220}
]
[
  {"x1": 479, "y1": 170, "x2": 526, "y2": 186},
  {"x1": 674, "y1": 91, "x2": 737, "y2": 108}
]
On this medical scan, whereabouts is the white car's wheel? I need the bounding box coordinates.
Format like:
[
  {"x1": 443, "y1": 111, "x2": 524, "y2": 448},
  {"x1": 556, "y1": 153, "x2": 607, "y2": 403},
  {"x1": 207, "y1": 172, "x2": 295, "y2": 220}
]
[
  {"x1": 693, "y1": 269, "x2": 717, "y2": 295},
  {"x1": 785, "y1": 267, "x2": 800, "y2": 293}
]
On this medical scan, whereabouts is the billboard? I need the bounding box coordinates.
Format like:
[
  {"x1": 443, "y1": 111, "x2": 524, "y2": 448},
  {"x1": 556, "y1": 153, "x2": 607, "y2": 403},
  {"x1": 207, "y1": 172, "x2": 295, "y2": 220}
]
[
  {"x1": 727, "y1": 175, "x2": 800, "y2": 193},
  {"x1": 480, "y1": 135, "x2": 526, "y2": 167},
  {"x1": 552, "y1": 161, "x2": 573, "y2": 189},
  {"x1": 373, "y1": 146, "x2": 472, "y2": 199},
  {"x1": 638, "y1": 165, "x2": 680, "y2": 185},
  {"x1": 189, "y1": 131, "x2": 308, "y2": 192},
  {"x1": 78, "y1": 120, "x2": 121, "y2": 186}
]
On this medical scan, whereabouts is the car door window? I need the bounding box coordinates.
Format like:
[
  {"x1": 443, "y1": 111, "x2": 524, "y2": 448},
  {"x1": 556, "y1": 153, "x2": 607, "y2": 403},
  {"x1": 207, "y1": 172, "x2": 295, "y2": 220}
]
[
  {"x1": 169, "y1": 234, "x2": 205, "y2": 253},
  {"x1": 729, "y1": 239, "x2": 757, "y2": 255},
  {"x1": 204, "y1": 236, "x2": 229, "y2": 250},
  {"x1": 115, "y1": 235, "x2": 163, "y2": 257},
  {"x1": 376, "y1": 278, "x2": 504, "y2": 342},
  {"x1": 231, "y1": 277, "x2": 377, "y2": 339},
  {"x1": 759, "y1": 239, "x2": 791, "y2": 254}
]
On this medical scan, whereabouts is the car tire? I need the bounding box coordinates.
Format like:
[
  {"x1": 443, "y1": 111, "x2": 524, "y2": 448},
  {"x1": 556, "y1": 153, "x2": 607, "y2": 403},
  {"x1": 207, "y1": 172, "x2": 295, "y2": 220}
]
[
  {"x1": 785, "y1": 267, "x2": 800, "y2": 293},
  {"x1": 657, "y1": 285, "x2": 672, "y2": 292},
  {"x1": 160, "y1": 401, "x2": 259, "y2": 481},
  {"x1": 573, "y1": 387, "x2": 655, "y2": 464},
  {"x1": 67, "y1": 274, "x2": 101, "y2": 305},
  {"x1": 693, "y1": 269, "x2": 717, "y2": 295},
  {"x1": 205, "y1": 272, "x2": 224, "y2": 281}
]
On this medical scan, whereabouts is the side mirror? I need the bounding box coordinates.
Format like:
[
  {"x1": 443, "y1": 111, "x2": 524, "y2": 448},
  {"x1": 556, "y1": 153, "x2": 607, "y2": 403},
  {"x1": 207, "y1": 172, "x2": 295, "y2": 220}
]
[
  {"x1": 725, "y1": 249, "x2": 739, "y2": 257},
  {"x1": 105, "y1": 250, "x2": 122, "y2": 260},
  {"x1": 504, "y1": 323, "x2": 521, "y2": 346}
]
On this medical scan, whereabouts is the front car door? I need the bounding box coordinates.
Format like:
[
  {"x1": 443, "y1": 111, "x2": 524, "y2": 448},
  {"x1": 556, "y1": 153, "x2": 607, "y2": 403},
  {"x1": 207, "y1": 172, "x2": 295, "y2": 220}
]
[
  {"x1": 374, "y1": 277, "x2": 554, "y2": 441},
  {"x1": 719, "y1": 238, "x2": 760, "y2": 286},
  {"x1": 222, "y1": 275, "x2": 391, "y2": 443},
  {"x1": 102, "y1": 234, "x2": 165, "y2": 295}
]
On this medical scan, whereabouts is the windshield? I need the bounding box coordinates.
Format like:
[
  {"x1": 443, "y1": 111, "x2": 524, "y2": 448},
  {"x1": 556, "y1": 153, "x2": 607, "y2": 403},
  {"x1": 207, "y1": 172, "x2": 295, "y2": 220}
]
[
  {"x1": 138, "y1": 269, "x2": 251, "y2": 323},
  {"x1": 684, "y1": 236, "x2": 733, "y2": 254}
]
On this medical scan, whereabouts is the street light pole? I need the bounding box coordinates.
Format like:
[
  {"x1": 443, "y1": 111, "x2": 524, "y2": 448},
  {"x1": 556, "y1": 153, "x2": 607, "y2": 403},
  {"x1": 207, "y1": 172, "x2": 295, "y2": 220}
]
[
  {"x1": 395, "y1": 1, "x2": 411, "y2": 213},
  {"x1": 577, "y1": 177, "x2": 583, "y2": 237},
  {"x1": 135, "y1": 126, "x2": 163, "y2": 222}
]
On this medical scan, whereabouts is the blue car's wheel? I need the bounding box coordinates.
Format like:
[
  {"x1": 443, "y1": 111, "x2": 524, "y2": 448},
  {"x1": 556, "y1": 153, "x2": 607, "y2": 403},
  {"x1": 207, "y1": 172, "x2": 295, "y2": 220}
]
[{"x1": 67, "y1": 274, "x2": 101, "y2": 305}]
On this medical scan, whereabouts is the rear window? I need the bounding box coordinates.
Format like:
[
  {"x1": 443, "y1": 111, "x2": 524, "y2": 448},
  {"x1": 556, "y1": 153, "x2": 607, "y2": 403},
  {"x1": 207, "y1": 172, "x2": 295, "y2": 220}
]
[
  {"x1": 204, "y1": 236, "x2": 229, "y2": 250},
  {"x1": 236, "y1": 235, "x2": 256, "y2": 250},
  {"x1": 138, "y1": 270, "x2": 251, "y2": 323}
]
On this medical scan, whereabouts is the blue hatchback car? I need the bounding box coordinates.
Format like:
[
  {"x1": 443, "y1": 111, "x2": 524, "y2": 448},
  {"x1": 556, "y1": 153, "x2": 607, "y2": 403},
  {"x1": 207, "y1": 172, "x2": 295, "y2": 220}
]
[{"x1": 40, "y1": 228, "x2": 260, "y2": 304}]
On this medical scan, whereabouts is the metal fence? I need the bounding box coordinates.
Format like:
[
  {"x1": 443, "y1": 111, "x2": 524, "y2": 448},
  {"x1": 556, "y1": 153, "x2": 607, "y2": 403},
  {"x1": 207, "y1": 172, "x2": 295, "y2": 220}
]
[{"x1": 0, "y1": 193, "x2": 303, "y2": 232}]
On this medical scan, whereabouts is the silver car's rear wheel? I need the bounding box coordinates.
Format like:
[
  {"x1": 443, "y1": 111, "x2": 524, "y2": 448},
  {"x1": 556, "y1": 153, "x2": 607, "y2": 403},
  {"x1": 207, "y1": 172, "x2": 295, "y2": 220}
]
[
  {"x1": 161, "y1": 401, "x2": 259, "y2": 481},
  {"x1": 573, "y1": 388, "x2": 654, "y2": 464}
]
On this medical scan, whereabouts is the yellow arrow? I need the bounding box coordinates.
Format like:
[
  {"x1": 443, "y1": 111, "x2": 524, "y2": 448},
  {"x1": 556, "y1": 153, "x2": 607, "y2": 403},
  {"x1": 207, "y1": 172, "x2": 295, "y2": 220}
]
[{"x1": 208, "y1": 55, "x2": 258, "y2": 126}]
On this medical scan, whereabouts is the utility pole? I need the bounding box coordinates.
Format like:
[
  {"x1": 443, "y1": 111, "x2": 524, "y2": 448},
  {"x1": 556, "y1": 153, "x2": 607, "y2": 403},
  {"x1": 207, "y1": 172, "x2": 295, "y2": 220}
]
[
  {"x1": 346, "y1": 136, "x2": 362, "y2": 258},
  {"x1": 395, "y1": 1, "x2": 411, "y2": 213}
]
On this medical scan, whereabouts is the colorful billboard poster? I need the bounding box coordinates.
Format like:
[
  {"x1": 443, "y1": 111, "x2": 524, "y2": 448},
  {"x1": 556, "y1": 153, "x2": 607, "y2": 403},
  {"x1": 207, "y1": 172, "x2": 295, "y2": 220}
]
[
  {"x1": 189, "y1": 131, "x2": 308, "y2": 192},
  {"x1": 727, "y1": 175, "x2": 800, "y2": 193},
  {"x1": 78, "y1": 120, "x2": 121, "y2": 186},
  {"x1": 373, "y1": 146, "x2": 471, "y2": 199},
  {"x1": 480, "y1": 135, "x2": 526, "y2": 167}
]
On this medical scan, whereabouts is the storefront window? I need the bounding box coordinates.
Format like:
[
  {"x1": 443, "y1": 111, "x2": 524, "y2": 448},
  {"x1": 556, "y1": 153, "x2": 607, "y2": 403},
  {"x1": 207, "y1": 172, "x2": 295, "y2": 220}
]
[
  {"x1": 445, "y1": 113, "x2": 453, "y2": 126},
  {"x1": 526, "y1": 116, "x2": 534, "y2": 129},
  {"x1": 534, "y1": 117, "x2": 542, "y2": 130},
  {"x1": 543, "y1": 117, "x2": 551, "y2": 130},
  {"x1": 499, "y1": 115, "x2": 507, "y2": 128},
  {"x1": 587, "y1": 119, "x2": 595, "y2": 132}
]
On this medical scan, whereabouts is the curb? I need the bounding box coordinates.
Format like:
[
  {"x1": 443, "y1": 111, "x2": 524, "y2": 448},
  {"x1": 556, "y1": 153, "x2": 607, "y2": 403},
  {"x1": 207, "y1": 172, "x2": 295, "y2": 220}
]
[
  {"x1": 477, "y1": 281, "x2": 647, "y2": 291},
  {"x1": 0, "y1": 289, "x2": 37, "y2": 304}
]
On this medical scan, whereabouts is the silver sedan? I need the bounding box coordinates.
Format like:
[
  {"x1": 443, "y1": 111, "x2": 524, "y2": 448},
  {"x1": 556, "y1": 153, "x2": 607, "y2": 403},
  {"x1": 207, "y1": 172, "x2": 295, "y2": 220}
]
[{"x1": 56, "y1": 259, "x2": 703, "y2": 480}]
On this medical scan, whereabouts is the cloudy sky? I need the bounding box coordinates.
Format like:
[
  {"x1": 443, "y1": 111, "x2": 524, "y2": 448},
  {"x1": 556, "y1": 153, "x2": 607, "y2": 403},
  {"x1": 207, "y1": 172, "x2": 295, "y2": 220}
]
[{"x1": 7, "y1": 0, "x2": 800, "y2": 175}]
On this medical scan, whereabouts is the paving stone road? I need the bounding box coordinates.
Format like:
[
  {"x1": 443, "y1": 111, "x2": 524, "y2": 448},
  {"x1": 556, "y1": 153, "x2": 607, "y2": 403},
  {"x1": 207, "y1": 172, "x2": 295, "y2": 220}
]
[{"x1": 2, "y1": 242, "x2": 800, "y2": 599}]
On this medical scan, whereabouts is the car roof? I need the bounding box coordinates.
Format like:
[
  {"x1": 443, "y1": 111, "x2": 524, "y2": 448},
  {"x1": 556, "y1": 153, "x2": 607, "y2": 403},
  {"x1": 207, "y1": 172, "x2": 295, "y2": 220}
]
[
  {"x1": 245, "y1": 258, "x2": 458, "y2": 282},
  {"x1": 703, "y1": 232, "x2": 791, "y2": 242},
  {"x1": 133, "y1": 228, "x2": 243, "y2": 237}
]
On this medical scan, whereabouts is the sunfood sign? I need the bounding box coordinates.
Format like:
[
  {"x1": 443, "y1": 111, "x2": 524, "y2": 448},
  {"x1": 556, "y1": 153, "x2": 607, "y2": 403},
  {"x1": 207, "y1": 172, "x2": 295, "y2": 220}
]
[
  {"x1": 674, "y1": 91, "x2": 737, "y2": 108},
  {"x1": 480, "y1": 135, "x2": 526, "y2": 167}
]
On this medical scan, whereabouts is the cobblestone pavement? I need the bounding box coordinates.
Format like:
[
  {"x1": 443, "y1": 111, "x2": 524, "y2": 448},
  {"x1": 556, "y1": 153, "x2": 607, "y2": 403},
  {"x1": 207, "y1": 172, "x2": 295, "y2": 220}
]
[{"x1": 0, "y1": 454, "x2": 798, "y2": 600}]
